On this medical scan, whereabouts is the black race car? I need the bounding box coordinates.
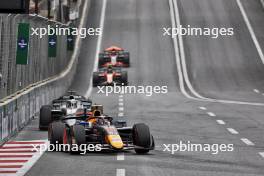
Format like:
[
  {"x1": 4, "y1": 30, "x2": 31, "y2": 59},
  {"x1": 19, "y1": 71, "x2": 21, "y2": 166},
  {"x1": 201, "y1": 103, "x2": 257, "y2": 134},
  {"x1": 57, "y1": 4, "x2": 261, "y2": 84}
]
[
  {"x1": 48, "y1": 105, "x2": 155, "y2": 154},
  {"x1": 98, "y1": 46, "x2": 130, "y2": 68}
]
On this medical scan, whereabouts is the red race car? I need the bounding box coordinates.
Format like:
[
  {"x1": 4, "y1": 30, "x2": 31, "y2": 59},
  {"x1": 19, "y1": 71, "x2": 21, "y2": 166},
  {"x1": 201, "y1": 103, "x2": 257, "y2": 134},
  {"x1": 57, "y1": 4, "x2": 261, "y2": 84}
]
[
  {"x1": 93, "y1": 66, "x2": 128, "y2": 87},
  {"x1": 98, "y1": 46, "x2": 130, "y2": 68}
]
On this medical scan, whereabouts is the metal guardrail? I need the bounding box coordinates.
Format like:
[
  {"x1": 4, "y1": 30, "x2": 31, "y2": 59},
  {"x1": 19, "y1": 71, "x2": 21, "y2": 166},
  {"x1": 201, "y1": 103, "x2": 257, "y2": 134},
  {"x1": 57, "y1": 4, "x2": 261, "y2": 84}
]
[{"x1": 0, "y1": 0, "x2": 91, "y2": 144}]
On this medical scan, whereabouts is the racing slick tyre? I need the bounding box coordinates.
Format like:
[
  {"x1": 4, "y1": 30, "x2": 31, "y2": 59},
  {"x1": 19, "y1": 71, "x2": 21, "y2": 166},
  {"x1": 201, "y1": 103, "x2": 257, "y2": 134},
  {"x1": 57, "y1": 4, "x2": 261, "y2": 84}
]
[
  {"x1": 39, "y1": 105, "x2": 52, "y2": 130},
  {"x1": 49, "y1": 121, "x2": 65, "y2": 145},
  {"x1": 132, "y1": 123, "x2": 151, "y2": 154},
  {"x1": 98, "y1": 54, "x2": 106, "y2": 68},
  {"x1": 93, "y1": 72, "x2": 100, "y2": 87},
  {"x1": 70, "y1": 125, "x2": 86, "y2": 154},
  {"x1": 123, "y1": 52, "x2": 130, "y2": 67},
  {"x1": 121, "y1": 71, "x2": 128, "y2": 86}
]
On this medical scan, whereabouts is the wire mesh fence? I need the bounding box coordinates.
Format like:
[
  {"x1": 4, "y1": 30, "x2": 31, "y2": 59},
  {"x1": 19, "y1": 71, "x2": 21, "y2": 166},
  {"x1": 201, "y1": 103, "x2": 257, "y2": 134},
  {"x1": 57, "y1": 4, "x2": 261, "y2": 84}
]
[
  {"x1": 0, "y1": 14, "x2": 72, "y2": 99},
  {"x1": 0, "y1": 0, "x2": 90, "y2": 144}
]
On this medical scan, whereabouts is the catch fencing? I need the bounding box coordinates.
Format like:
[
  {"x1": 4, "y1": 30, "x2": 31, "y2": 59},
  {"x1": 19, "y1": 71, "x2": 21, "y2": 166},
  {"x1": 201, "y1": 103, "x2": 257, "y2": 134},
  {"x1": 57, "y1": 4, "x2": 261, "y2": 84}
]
[
  {"x1": 0, "y1": 0, "x2": 90, "y2": 144},
  {"x1": 0, "y1": 14, "x2": 71, "y2": 99}
]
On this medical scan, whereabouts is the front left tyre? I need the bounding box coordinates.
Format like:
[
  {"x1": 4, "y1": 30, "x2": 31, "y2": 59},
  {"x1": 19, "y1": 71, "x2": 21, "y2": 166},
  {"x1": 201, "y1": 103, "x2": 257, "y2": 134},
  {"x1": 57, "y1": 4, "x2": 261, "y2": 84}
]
[
  {"x1": 48, "y1": 121, "x2": 65, "y2": 145},
  {"x1": 70, "y1": 125, "x2": 86, "y2": 154},
  {"x1": 39, "y1": 105, "x2": 52, "y2": 130}
]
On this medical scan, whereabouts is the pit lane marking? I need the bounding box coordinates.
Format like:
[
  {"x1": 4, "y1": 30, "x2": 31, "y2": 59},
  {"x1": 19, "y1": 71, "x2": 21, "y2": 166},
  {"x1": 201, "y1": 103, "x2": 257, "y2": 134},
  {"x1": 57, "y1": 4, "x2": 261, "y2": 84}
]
[
  {"x1": 117, "y1": 153, "x2": 124, "y2": 161},
  {"x1": 207, "y1": 112, "x2": 216, "y2": 117},
  {"x1": 119, "y1": 107, "x2": 124, "y2": 111},
  {"x1": 216, "y1": 120, "x2": 225, "y2": 125},
  {"x1": 116, "y1": 169, "x2": 125, "y2": 176},
  {"x1": 241, "y1": 138, "x2": 255, "y2": 146},
  {"x1": 227, "y1": 128, "x2": 239, "y2": 135},
  {"x1": 118, "y1": 113, "x2": 124, "y2": 117},
  {"x1": 199, "y1": 107, "x2": 207, "y2": 110},
  {"x1": 258, "y1": 152, "x2": 264, "y2": 158}
]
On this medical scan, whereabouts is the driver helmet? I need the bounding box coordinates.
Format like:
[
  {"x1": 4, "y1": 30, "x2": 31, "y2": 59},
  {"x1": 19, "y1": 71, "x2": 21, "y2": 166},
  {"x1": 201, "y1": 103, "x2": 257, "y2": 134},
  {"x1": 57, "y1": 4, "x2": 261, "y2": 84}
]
[{"x1": 107, "y1": 65, "x2": 113, "y2": 73}]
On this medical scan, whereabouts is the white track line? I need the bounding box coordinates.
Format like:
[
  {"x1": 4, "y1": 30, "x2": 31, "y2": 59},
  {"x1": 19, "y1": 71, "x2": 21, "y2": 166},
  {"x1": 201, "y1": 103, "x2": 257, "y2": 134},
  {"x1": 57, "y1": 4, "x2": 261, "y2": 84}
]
[
  {"x1": 118, "y1": 113, "x2": 124, "y2": 117},
  {"x1": 169, "y1": 0, "x2": 194, "y2": 99},
  {"x1": 241, "y1": 138, "x2": 255, "y2": 146},
  {"x1": 253, "y1": 89, "x2": 260, "y2": 93},
  {"x1": 236, "y1": 0, "x2": 264, "y2": 64},
  {"x1": 119, "y1": 102, "x2": 124, "y2": 106},
  {"x1": 119, "y1": 99, "x2": 123, "y2": 102},
  {"x1": 261, "y1": 0, "x2": 264, "y2": 8},
  {"x1": 119, "y1": 107, "x2": 124, "y2": 111},
  {"x1": 0, "y1": 153, "x2": 33, "y2": 156},
  {"x1": 227, "y1": 128, "x2": 239, "y2": 134},
  {"x1": 169, "y1": 0, "x2": 264, "y2": 106},
  {"x1": 258, "y1": 152, "x2": 264, "y2": 158},
  {"x1": 117, "y1": 153, "x2": 125, "y2": 161},
  {"x1": 84, "y1": 0, "x2": 107, "y2": 98},
  {"x1": 199, "y1": 107, "x2": 207, "y2": 110},
  {"x1": 207, "y1": 112, "x2": 216, "y2": 117},
  {"x1": 216, "y1": 120, "x2": 226, "y2": 125},
  {"x1": 116, "y1": 169, "x2": 125, "y2": 176},
  {"x1": 173, "y1": 0, "x2": 207, "y2": 100}
]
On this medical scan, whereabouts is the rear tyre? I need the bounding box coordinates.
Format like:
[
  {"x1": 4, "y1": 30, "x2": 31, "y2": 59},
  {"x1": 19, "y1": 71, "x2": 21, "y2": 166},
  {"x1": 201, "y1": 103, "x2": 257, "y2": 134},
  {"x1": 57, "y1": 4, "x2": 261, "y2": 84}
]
[
  {"x1": 49, "y1": 121, "x2": 65, "y2": 145},
  {"x1": 123, "y1": 52, "x2": 130, "y2": 67},
  {"x1": 98, "y1": 54, "x2": 106, "y2": 68},
  {"x1": 133, "y1": 123, "x2": 151, "y2": 154},
  {"x1": 121, "y1": 71, "x2": 128, "y2": 86},
  {"x1": 39, "y1": 105, "x2": 52, "y2": 130},
  {"x1": 70, "y1": 125, "x2": 86, "y2": 154},
  {"x1": 93, "y1": 73, "x2": 100, "y2": 87}
]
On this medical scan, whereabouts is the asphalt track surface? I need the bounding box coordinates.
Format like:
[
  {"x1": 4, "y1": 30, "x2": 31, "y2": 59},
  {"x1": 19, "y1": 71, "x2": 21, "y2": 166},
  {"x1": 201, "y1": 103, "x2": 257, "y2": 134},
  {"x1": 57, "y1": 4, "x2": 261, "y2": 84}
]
[{"x1": 9, "y1": 0, "x2": 264, "y2": 175}]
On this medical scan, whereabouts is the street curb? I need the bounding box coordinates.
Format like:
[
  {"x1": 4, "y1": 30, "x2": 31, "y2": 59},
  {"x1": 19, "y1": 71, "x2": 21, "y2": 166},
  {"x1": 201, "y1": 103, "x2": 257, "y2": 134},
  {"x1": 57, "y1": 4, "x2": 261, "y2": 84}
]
[{"x1": 260, "y1": 0, "x2": 264, "y2": 9}]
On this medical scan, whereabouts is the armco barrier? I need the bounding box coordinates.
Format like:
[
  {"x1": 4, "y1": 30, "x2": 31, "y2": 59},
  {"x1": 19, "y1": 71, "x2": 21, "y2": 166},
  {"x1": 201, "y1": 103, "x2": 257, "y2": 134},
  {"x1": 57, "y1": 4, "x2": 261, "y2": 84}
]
[{"x1": 0, "y1": 0, "x2": 91, "y2": 144}]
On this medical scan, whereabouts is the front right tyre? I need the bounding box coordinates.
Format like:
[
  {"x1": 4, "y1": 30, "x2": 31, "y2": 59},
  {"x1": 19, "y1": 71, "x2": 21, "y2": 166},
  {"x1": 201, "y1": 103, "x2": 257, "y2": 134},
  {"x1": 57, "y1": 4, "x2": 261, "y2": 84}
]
[{"x1": 132, "y1": 123, "x2": 152, "y2": 154}]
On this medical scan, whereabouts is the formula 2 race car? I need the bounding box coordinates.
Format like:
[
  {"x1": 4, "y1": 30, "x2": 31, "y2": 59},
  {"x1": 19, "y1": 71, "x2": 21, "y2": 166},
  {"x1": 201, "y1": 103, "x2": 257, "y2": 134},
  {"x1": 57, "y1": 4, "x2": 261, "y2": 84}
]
[
  {"x1": 39, "y1": 91, "x2": 92, "y2": 130},
  {"x1": 98, "y1": 46, "x2": 130, "y2": 68},
  {"x1": 93, "y1": 65, "x2": 128, "y2": 87},
  {"x1": 48, "y1": 105, "x2": 155, "y2": 154}
]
